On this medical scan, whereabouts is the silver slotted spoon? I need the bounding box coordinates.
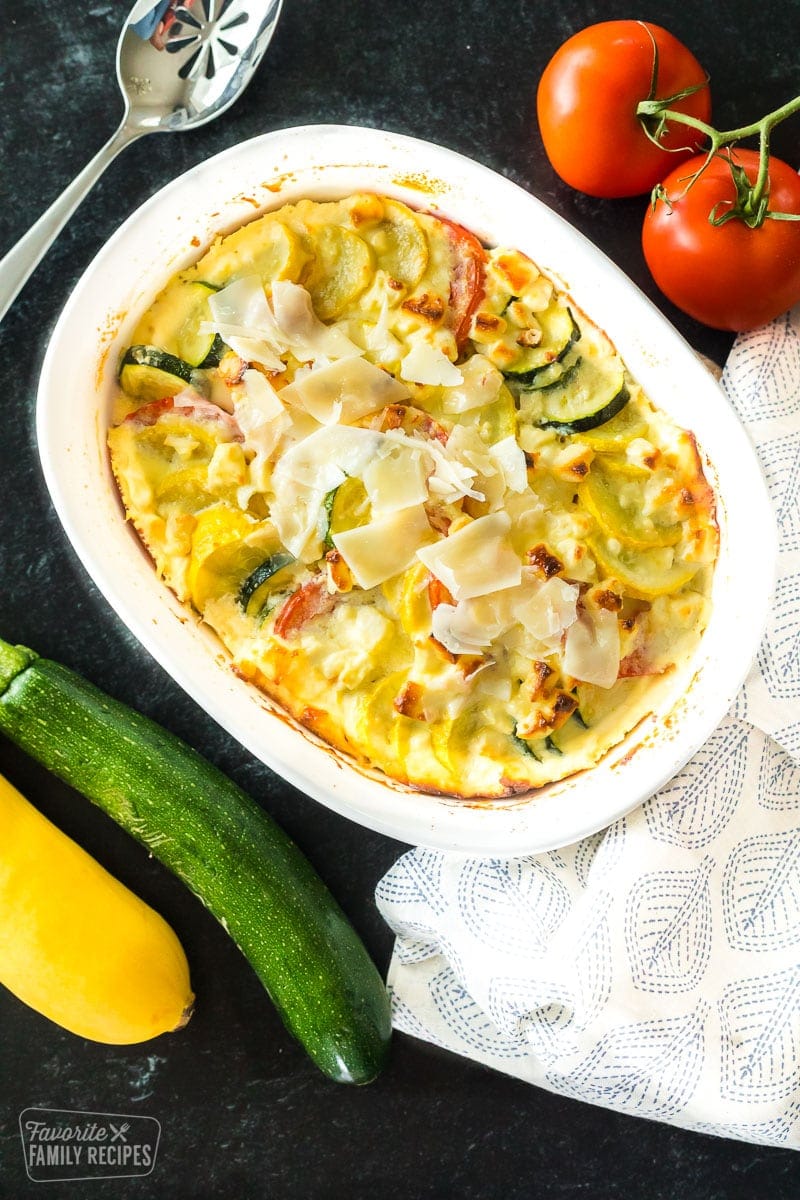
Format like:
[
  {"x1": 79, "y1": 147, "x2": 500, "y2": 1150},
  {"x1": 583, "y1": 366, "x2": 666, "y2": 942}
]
[{"x1": 0, "y1": 0, "x2": 283, "y2": 326}]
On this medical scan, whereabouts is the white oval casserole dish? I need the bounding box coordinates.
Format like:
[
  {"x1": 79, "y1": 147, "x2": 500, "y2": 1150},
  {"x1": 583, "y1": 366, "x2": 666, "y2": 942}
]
[{"x1": 36, "y1": 124, "x2": 777, "y2": 853}]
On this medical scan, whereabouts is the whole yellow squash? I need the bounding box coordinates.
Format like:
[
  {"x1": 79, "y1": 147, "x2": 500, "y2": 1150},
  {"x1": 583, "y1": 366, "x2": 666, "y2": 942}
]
[{"x1": 0, "y1": 771, "x2": 193, "y2": 1043}]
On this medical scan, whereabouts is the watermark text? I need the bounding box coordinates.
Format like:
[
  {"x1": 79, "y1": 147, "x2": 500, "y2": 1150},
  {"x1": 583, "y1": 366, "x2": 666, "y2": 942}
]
[{"x1": 19, "y1": 1108, "x2": 160, "y2": 1182}]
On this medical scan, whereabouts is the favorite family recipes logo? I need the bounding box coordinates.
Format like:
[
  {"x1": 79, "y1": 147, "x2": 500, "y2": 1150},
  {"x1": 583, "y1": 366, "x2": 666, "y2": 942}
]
[{"x1": 19, "y1": 1108, "x2": 160, "y2": 1182}]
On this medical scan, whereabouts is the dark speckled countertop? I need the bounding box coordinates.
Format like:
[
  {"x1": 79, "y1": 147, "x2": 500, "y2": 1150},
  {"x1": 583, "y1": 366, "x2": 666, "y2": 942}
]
[{"x1": 1, "y1": 3, "x2": 799, "y2": 1197}]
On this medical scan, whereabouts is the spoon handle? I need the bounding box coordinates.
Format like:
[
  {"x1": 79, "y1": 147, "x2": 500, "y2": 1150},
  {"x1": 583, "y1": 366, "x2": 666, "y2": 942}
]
[{"x1": 0, "y1": 123, "x2": 143, "y2": 327}]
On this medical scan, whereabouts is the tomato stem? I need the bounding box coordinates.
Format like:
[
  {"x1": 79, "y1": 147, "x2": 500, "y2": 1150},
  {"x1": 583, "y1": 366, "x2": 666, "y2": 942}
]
[
  {"x1": 637, "y1": 93, "x2": 800, "y2": 150},
  {"x1": 643, "y1": 22, "x2": 660, "y2": 103},
  {"x1": 637, "y1": 92, "x2": 800, "y2": 226},
  {"x1": 753, "y1": 121, "x2": 772, "y2": 214}
]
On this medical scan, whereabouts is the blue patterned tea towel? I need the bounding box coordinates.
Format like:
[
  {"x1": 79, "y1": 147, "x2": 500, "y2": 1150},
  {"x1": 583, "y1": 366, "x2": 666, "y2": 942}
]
[{"x1": 376, "y1": 308, "x2": 800, "y2": 1150}]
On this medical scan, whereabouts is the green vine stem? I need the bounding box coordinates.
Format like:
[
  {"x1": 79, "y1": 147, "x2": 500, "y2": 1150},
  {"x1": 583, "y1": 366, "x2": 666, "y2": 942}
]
[{"x1": 636, "y1": 92, "x2": 800, "y2": 226}]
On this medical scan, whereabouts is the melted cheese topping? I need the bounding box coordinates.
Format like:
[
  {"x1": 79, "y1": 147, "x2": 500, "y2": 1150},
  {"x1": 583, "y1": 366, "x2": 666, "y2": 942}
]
[{"x1": 108, "y1": 193, "x2": 718, "y2": 799}]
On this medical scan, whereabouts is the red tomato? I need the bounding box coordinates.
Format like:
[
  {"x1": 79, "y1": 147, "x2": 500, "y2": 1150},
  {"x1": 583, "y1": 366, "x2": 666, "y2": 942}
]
[
  {"x1": 124, "y1": 395, "x2": 243, "y2": 437},
  {"x1": 439, "y1": 216, "x2": 486, "y2": 346},
  {"x1": 642, "y1": 149, "x2": 800, "y2": 331},
  {"x1": 274, "y1": 577, "x2": 336, "y2": 640},
  {"x1": 427, "y1": 575, "x2": 455, "y2": 610},
  {"x1": 537, "y1": 21, "x2": 711, "y2": 198}
]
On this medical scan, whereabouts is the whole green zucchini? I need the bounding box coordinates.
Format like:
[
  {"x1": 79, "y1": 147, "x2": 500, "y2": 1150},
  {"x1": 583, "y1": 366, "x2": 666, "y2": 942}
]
[{"x1": 0, "y1": 637, "x2": 390, "y2": 1084}]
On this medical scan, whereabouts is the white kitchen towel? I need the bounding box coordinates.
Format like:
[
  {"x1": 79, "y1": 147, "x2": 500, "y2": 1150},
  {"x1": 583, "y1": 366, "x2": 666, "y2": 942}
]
[{"x1": 376, "y1": 307, "x2": 800, "y2": 1150}]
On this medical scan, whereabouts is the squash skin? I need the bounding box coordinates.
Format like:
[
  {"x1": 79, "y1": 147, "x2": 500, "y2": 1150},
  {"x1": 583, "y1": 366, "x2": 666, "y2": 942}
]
[
  {"x1": 0, "y1": 771, "x2": 193, "y2": 1044},
  {"x1": 0, "y1": 641, "x2": 392, "y2": 1084}
]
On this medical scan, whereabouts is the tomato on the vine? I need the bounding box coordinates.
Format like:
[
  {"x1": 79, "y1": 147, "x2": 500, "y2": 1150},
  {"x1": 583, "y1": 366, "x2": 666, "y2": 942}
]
[
  {"x1": 642, "y1": 149, "x2": 800, "y2": 331},
  {"x1": 536, "y1": 21, "x2": 711, "y2": 198}
]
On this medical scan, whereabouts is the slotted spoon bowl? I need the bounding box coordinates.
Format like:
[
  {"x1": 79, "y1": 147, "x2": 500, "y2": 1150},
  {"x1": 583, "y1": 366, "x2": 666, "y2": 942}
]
[{"x1": 0, "y1": 0, "x2": 283, "y2": 325}]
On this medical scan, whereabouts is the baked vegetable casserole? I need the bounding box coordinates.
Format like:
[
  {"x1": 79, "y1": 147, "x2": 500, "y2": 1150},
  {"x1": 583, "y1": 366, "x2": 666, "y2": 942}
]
[{"x1": 108, "y1": 193, "x2": 718, "y2": 798}]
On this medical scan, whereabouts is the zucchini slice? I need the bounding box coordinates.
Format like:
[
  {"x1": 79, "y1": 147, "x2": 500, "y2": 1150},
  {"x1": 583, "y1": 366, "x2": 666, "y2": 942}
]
[
  {"x1": 238, "y1": 552, "x2": 296, "y2": 617},
  {"x1": 501, "y1": 303, "x2": 580, "y2": 383},
  {"x1": 512, "y1": 730, "x2": 542, "y2": 761},
  {"x1": 175, "y1": 281, "x2": 222, "y2": 367},
  {"x1": 477, "y1": 387, "x2": 517, "y2": 443},
  {"x1": 429, "y1": 709, "x2": 479, "y2": 779},
  {"x1": 119, "y1": 345, "x2": 194, "y2": 402},
  {"x1": 579, "y1": 401, "x2": 648, "y2": 450},
  {"x1": 512, "y1": 729, "x2": 568, "y2": 760},
  {"x1": 522, "y1": 350, "x2": 581, "y2": 392},
  {"x1": 323, "y1": 477, "x2": 371, "y2": 550},
  {"x1": 187, "y1": 505, "x2": 266, "y2": 612},
  {"x1": 129, "y1": 279, "x2": 220, "y2": 368},
  {"x1": 546, "y1": 713, "x2": 586, "y2": 755},
  {"x1": 195, "y1": 332, "x2": 227, "y2": 369},
  {"x1": 518, "y1": 352, "x2": 629, "y2": 433}
]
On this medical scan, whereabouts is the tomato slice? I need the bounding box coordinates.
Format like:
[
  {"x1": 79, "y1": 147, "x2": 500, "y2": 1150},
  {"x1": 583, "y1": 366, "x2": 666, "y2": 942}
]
[
  {"x1": 273, "y1": 577, "x2": 336, "y2": 639},
  {"x1": 428, "y1": 576, "x2": 455, "y2": 610},
  {"x1": 124, "y1": 395, "x2": 243, "y2": 439},
  {"x1": 439, "y1": 217, "x2": 486, "y2": 346}
]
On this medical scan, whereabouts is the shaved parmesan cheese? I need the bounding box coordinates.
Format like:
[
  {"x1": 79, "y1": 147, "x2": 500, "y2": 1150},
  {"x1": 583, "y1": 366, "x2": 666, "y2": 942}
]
[
  {"x1": 206, "y1": 276, "x2": 286, "y2": 371},
  {"x1": 461, "y1": 590, "x2": 518, "y2": 641},
  {"x1": 405, "y1": 648, "x2": 475, "y2": 720},
  {"x1": 432, "y1": 575, "x2": 575, "y2": 656},
  {"x1": 563, "y1": 606, "x2": 620, "y2": 688},
  {"x1": 271, "y1": 281, "x2": 362, "y2": 360},
  {"x1": 235, "y1": 371, "x2": 292, "y2": 487},
  {"x1": 503, "y1": 489, "x2": 546, "y2": 537},
  {"x1": 209, "y1": 275, "x2": 278, "y2": 335},
  {"x1": 280, "y1": 356, "x2": 409, "y2": 425},
  {"x1": 407, "y1": 432, "x2": 485, "y2": 504},
  {"x1": 431, "y1": 603, "x2": 489, "y2": 655},
  {"x1": 363, "y1": 444, "x2": 429, "y2": 514},
  {"x1": 512, "y1": 576, "x2": 579, "y2": 643},
  {"x1": 364, "y1": 297, "x2": 403, "y2": 366},
  {"x1": 278, "y1": 405, "x2": 323, "y2": 455},
  {"x1": 269, "y1": 491, "x2": 326, "y2": 562},
  {"x1": 332, "y1": 505, "x2": 435, "y2": 590},
  {"x1": 221, "y1": 334, "x2": 285, "y2": 372},
  {"x1": 400, "y1": 338, "x2": 463, "y2": 386},
  {"x1": 441, "y1": 588, "x2": 515, "y2": 652},
  {"x1": 241, "y1": 369, "x2": 284, "y2": 420},
  {"x1": 490, "y1": 435, "x2": 528, "y2": 493},
  {"x1": 426, "y1": 456, "x2": 483, "y2": 503},
  {"x1": 445, "y1": 423, "x2": 498, "y2": 477},
  {"x1": 442, "y1": 423, "x2": 508, "y2": 509},
  {"x1": 442, "y1": 354, "x2": 503, "y2": 413},
  {"x1": 275, "y1": 425, "x2": 382, "y2": 491},
  {"x1": 417, "y1": 512, "x2": 521, "y2": 600},
  {"x1": 269, "y1": 425, "x2": 384, "y2": 560},
  {"x1": 429, "y1": 594, "x2": 519, "y2": 656}
]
